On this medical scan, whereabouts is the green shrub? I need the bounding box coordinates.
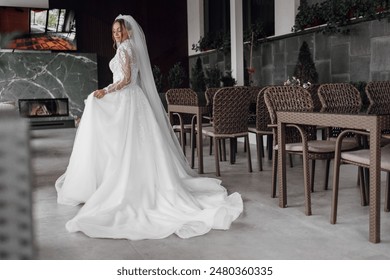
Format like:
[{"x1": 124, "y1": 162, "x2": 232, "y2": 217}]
[
  {"x1": 152, "y1": 65, "x2": 164, "y2": 93},
  {"x1": 220, "y1": 71, "x2": 237, "y2": 87},
  {"x1": 205, "y1": 66, "x2": 222, "y2": 88},
  {"x1": 190, "y1": 57, "x2": 206, "y2": 92},
  {"x1": 168, "y1": 62, "x2": 186, "y2": 89},
  {"x1": 293, "y1": 41, "x2": 319, "y2": 84}
]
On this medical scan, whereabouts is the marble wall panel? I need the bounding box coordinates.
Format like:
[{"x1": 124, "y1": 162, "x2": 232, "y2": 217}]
[{"x1": 0, "y1": 52, "x2": 97, "y2": 118}]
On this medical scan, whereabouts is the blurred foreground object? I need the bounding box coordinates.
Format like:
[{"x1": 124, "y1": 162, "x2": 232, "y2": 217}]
[{"x1": 0, "y1": 111, "x2": 34, "y2": 259}]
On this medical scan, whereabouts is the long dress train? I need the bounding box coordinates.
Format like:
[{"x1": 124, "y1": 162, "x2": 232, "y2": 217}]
[{"x1": 55, "y1": 38, "x2": 243, "y2": 240}]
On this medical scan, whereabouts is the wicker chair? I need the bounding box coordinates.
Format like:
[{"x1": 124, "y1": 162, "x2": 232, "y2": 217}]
[
  {"x1": 366, "y1": 80, "x2": 390, "y2": 137},
  {"x1": 165, "y1": 88, "x2": 198, "y2": 156},
  {"x1": 366, "y1": 81, "x2": 390, "y2": 107},
  {"x1": 331, "y1": 131, "x2": 390, "y2": 225},
  {"x1": 228, "y1": 86, "x2": 261, "y2": 164},
  {"x1": 331, "y1": 81, "x2": 390, "y2": 224},
  {"x1": 201, "y1": 87, "x2": 252, "y2": 176},
  {"x1": 204, "y1": 87, "x2": 220, "y2": 116},
  {"x1": 366, "y1": 80, "x2": 390, "y2": 141},
  {"x1": 264, "y1": 86, "x2": 359, "y2": 215},
  {"x1": 307, "y1": 84, "x2": 322, "y2": 112},
  {"x1": 204, "y1": 87, "x2": 226, "y2": 158},
  {"x1": 318, "y1": 83, "x2": 362, "y2": 115},
  {"x1": 333, "y1": 81, "x2": 390, "y2": 212},
  {"x1": 248, "y1": 87, "x2": 273, "y2": 171},
  {"x1": 317, "y1": 83, "x2": 365, "y2": 195},
  {"x1": 204, "y1": 86, "x2": 255, "y2": 162}
]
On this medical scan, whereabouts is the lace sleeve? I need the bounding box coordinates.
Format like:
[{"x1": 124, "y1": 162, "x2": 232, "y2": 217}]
[{"x1": 104, "y1": 46, "x2": 132, "y2": 93}]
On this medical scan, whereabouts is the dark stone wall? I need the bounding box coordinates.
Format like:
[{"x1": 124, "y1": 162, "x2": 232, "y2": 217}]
[{"x1": 189, "y1": 18, "x2": 390, "y2": 87}]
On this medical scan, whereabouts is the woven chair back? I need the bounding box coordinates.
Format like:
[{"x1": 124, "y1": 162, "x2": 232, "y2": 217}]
[
  {"x1": 244, "y1": 86, "x2": 262, "y2": 125},
  {"x1": 365, "y1": 81, "x2": 390, "y2": 113},
  {"x1": 204, "y1": 87, "x2": 220, "y2": 120},
  {"x1": 165, "y1": 88, "x2": 198, "y2": 106},
  {"x1": 264, "y1": 85, "x2": 316, "y2": 143},
  {"x1": 365, "y1": 81, "x2": 390, "y2": 106},
  {"x1": 318, "y1": 83, "x2": 362, "y2": 113},
  {"x1": 318, "y1": 83, "x2": 363, "y2": 137},
  {"x1": 205, "y1": 88, "x2": 220, "y2": 107},
  {"x1": 212, "y1": 87, "x2": 251, "y2": 135},
  {"x1": 366, "y1": 81, "x2": 390, "y2": 123},
  {"x1": 307, "y1": 84, "x2": 322, "y2": 112},
  {"x1": 165, "y1": 88, "x2": 198, "y2": 125},
  {"x1": 255, "y1": 86, "x2": 272, "y2": 132}
]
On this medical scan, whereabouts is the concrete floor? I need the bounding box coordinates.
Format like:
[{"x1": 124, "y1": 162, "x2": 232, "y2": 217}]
[{"x1": 30, "y1": 128, "x2": 390, "y2": 260}]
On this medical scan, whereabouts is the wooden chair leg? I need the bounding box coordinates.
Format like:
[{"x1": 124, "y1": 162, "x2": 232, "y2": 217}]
[
  {"x1": 271, "y1": 149, "x2": 277, "y2": 198},
  {"x1": 364, "y1": 167, "x2": 370, "y2": 204},
  {"x1": 267, "y1": 135, "x2": 273, "y2": 161},
  {"x1": 218, "y1": 140, "x2": 222, "y2": 161},
  {"x1": 190, "y1": 129, "x2": 196, "y2": 169},
  {"x1": 385, "y1": 172, "x2": 390, "y2": 212},
  {"x1": 214, "y1": 138, "x2": 220, "y2": 176},
  {"x1": 244, "y1": 137, "x2": 247, "y2": 153},
  {"x1": 229, "y1": 138, "x2": 234, "y2": 164},
  {"x1": 229, "y1": 138, "x2": 237, "y2": 164},
  {"x1": 259, "y1": 134, "x2": 264, "y2": 158},
  {"x1": 357, "y1": 167, "x2": 361, "y2": 186},
  {"x1": 209, "y1": 137, "x2": 213, "y2": 155},
  {"x1": 324, "y1": 159, "x2": 331, "y2": 190},
  {"x1": 289, "y1": 154, "x2": 294, "y2": 168},
  {"x1": 222, "y1": 139, "x2": 227, "y2": 161},
  {"x1": 310, "y1": 159, "x2": 316, "y2": 193},
  {"x1": 358, "y1": 166, "x2": 368, "y2": 206},
  {"x1": 245, "y1": 135, "x2": 253, "y2": 173},
  {"x1": 331, "y1": 154, "x2": 342, "y2": 224},
  {"x1": 180, "y1": 129, "x2": 186, "y2": 156},
  {"x1": 256, "y1": 133, "x2": 263, "y2": 171},
  {"x1": 302, "y1": 152, "x2": 312, "y2": 216}
]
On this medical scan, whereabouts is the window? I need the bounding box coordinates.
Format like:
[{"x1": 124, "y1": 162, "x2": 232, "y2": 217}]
[
  {"x1": 204, "y1": 0, "x2": 230, "y2": 35},
  {"x1": 243, "y1": 0, "x2": 274, "y2": 37},
  {"x1": 204, "y1": 0, "x2": 274, "y2": 38}
]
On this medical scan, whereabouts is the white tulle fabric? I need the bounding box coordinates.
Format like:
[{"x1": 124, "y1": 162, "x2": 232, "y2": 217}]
[{"x1": 55, "y1": 15, "x2": 243, "y2": 240}]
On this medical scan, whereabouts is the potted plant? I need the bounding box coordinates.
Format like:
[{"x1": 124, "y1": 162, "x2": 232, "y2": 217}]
[
  {"x1": 167, "y1": 62, "x2": 186, "y2": 89},
  {"x1": 293, "y1": 41, "x2": 319, "y2": 85},
  {"x1": 192, "y1": 33, "x2": 214, "y2": 52},
  {"x1": 190, "y1": 57, "x2": 206, "y2": 93},
  {"x1": 152, "y1": 65, "x2": 167, "y2": 110},
  {"x1": 220, "y1": 71, "x2": 237, "y2": 87},
  {"x1": 152, "y1": 65, "x2": 164, "y2": 93},
  {"x1": 205, "y1": 66, "x2": 222, "y2": 88},
  {"x1": 294, "y1": 0, "x2": 390, "y2": 35}
]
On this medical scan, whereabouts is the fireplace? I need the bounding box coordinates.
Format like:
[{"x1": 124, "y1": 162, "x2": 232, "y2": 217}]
[
  {"x1": 18, "y1": 98, "x2": 75, "y2": 129},
  {"x1": 19, "y1": 98, "x2": 69, "y2": 118}
]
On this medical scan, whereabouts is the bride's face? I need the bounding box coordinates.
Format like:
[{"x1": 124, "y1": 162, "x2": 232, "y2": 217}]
[{"x1": 112, "y1": 22, "x2": 129, "y2": 44}]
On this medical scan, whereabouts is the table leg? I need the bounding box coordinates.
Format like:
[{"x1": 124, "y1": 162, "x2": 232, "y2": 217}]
[
  {"x1": 277, "y1": 122, "x2": 287, "y2": 208},
  {"x1": 197, "y1": 109, "x2": 204, "y2": 174},
  {"x1": 369, "y1": 119, "x2": 381, "y2": 243}
]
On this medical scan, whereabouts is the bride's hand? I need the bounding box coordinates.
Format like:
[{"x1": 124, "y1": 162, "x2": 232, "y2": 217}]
[{"x1": 93, "y1": 89, "x2": 107, "y2": 99}]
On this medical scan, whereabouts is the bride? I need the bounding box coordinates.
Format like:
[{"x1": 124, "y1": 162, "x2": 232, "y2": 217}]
[{"x1": 55, "y1": 15, "x2": 243, "y2": 240}]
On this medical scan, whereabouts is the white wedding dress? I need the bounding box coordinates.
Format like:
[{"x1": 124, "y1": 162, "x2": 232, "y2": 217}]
[{"x1": 55, "y1": 37, "x2": 243, "y2": 240}]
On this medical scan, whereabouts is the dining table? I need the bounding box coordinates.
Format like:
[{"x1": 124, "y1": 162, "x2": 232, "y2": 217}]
[
  {"x1": 276, "y1": 109, "x2": 390, "y2": 243},
  {"x1": 167, "y1": 104, "x2": 210, "y2": 174}
]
